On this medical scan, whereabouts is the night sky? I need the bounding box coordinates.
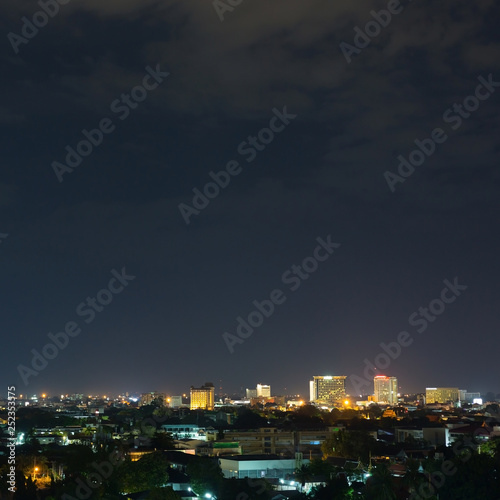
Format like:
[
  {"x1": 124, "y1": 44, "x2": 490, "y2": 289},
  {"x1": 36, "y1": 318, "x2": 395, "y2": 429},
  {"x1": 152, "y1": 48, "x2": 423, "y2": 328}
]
[{"x1": 1, "y1": 0, "x2": 499, "y2": 398}]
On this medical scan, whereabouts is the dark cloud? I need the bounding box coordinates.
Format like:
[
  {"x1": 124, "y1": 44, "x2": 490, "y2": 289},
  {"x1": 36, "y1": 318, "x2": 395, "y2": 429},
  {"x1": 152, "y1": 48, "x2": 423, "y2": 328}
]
[{"x1": 0, "y1": 0, "x2": 499, "y2": 396}]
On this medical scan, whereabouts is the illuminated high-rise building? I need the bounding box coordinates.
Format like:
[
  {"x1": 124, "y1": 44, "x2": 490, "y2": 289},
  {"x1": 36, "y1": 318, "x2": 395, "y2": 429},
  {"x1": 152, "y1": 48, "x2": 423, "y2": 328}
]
[
  {"x1": 426, "y1": 387, "x2": 459, "y2": 404},
  {"x1": 256, "y1": 384, "x2": 271, "y2": 397},
  {"x1": 373, "y1": 376, "x2": 398, "y2": 404},
  {"x1": 190, "y1": 382, "x2": 215, "y2": 410},
  {"x1": 310, "y1": 376, "x2": 346, "y2": 403},
  {"x1": 246, "y1": 388, "x2": 257, "y2": 399}
]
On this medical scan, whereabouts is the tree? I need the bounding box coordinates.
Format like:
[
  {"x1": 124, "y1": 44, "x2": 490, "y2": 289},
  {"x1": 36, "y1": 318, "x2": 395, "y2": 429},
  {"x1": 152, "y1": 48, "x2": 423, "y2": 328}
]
[
  {"x1": 431, "y1": 450, "x2": 500, "y2": 500},
  {"x1": 403, "y1": 458, "x2": 424, "y2": 496},
  {"x1": 218, "y1": 478, "x2": 273, "y2": 499},
  {"x1": 116, "y1": 452, "x2": 170, "y2": 493},
  {"x1": 485, "y1": 403, "x2": 500, "y2": 416},
  {"x1": 186, "y1": 458, "x2": 224, "y2": 497},
  {"x1": 367, "y1": 405, "x2": 383, "y2": 420},
  {"x1": 151, "y1": 397, "x2": 165, "y2": 408},
  {"x1": 0, "y1": 464, "x2": 14, "y2": 497},
  {"x1": 295, "y1": 464, "x2": 313, "y2": 488},
  {"x1": 13, "y1": 472, "x2": 38, "y2": 500},
  {"x1": 151, "y1": 431, "x2": 176, "y2": 450},
  {"x1": 322, "y1": 430, "x2": 376, "y2": 463},
  {"x1": 233, "y1": 408, "x2": 268, "y2": 429},
  {"x1": 56, "y1": 445, "x2": 96, "y2": 477},
  {"x1": 480, "y1": 436, "x2": 500, "y2": 459},
  {"x1": 297, "y1": 459, "x2": 352, "y2": 496},
  {"x1": 338, "y1": 409, "x2": 358, "y2": 420},
  {"x1": 146, "y1": 486, "x2": 182, "y2": 500},
  {"x1": 308, "y1": 477, "x2": 351, "y2": 500},
  {"x1": 296, "y1": 405, "x2": 323, "y2": 419},
  {"x1": 365, "y1": 463, "x2": 396, "y2": 500},
  {"x1": 323, "y1": 408, "x2": 341, "y2": 425}
]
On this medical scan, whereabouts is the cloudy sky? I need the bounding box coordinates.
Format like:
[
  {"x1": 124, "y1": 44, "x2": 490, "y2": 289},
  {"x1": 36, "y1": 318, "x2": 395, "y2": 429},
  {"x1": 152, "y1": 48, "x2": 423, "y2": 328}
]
[{"x1": 1, "y1": 0, "x2": 499, "y2": 398}]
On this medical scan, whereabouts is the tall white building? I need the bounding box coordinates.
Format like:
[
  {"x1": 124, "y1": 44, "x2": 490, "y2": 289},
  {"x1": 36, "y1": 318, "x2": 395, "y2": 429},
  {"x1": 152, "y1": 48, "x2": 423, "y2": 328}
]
[
  {"x1": 256, "y1": 384, "x2": 271, "y2": 397},
  {"x1": 309, "y1": 376, "x2": 346, "y2": 403},
  {"x1": 246, "y1": 388, "x2": 258, "y2": 399},
  {"x1": 374, "y1": 376, "x2": 398, "y2": 404}
]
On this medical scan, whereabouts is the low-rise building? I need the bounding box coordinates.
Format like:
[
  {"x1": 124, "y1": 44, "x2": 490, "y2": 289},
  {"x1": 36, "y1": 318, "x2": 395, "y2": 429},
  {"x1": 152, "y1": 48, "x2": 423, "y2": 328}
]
[
  {"x1": 395, "y1": 427, "x2": 424, "y2": 443},
  {"x1": 196, "y1": 441, "x2": 242, "y2": 457},
  {"x1": 219, "y1": 454, "x2": 309, "y2": 479},
  {"x1": 161, "y1": 424, "x2": 207, "y2": 440},
  {"x1": 223, "y1": 427, "x2": 332, "y2": 457},
  {"x1": 423, "y1": 427, "x2": 450, "y2": 446}
]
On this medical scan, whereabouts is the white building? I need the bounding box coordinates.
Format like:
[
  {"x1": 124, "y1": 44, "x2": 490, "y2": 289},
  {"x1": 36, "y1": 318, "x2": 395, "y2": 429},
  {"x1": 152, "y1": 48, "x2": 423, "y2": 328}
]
[
  {"x1": 161, "y1": 424, "x2": 207, "y2": 440},
  {"x1": 257, "y1": 384, "x2": 271, "y2": 397},
  {"x1": 169, "y1": 396, "x2": 183, "y2": 408},
  {"x1": 374, "y1": 376, "x2": 398, "y2": 404},
  {"x1": 219, "y1": 454, "x2": 308, "y2": 479}
]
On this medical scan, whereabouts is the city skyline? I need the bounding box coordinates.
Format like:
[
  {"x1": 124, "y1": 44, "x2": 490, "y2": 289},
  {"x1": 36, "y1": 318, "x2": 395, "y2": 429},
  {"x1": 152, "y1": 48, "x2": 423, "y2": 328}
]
[
  {"x1": 6, "y1": 373, "x2": 494, "y2": 403},
  {"x1": 1, "y1": 0, "x2": 499, "y2": 398}
]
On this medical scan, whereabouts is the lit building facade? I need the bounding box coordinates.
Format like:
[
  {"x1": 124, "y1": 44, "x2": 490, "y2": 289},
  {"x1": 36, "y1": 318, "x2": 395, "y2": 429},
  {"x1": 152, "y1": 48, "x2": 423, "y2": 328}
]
[
  {"x1": 459, "y1": 390, "x2": 481, "y2": 403},
  {"x1": 309, "y1": 376, "x2": 346, "y2": 404},
  {"x1": 169, "y1": 396, "x2": 183, "y2": 408},
  {"x1": 139, "y1": 392, "x2": 166, "y2": 406},
  {"x1": 426, "y1": 387, "x2": 460, "y2": 404},
  {"x1": 256, "y1": 384, "x2": 271, "y2": 397},
  {"x1": 223, "y1": 427, "x2": 331, "y2": 457},
  {"x1": 246, "y1": 389, "x2": 257, "y2": 398},
  {"x1": 190, "y1": 382, "x2": 215, "y2": 410},
  {"x1": 374, "y1": 376, "x2": 398, "y2": 404}
]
